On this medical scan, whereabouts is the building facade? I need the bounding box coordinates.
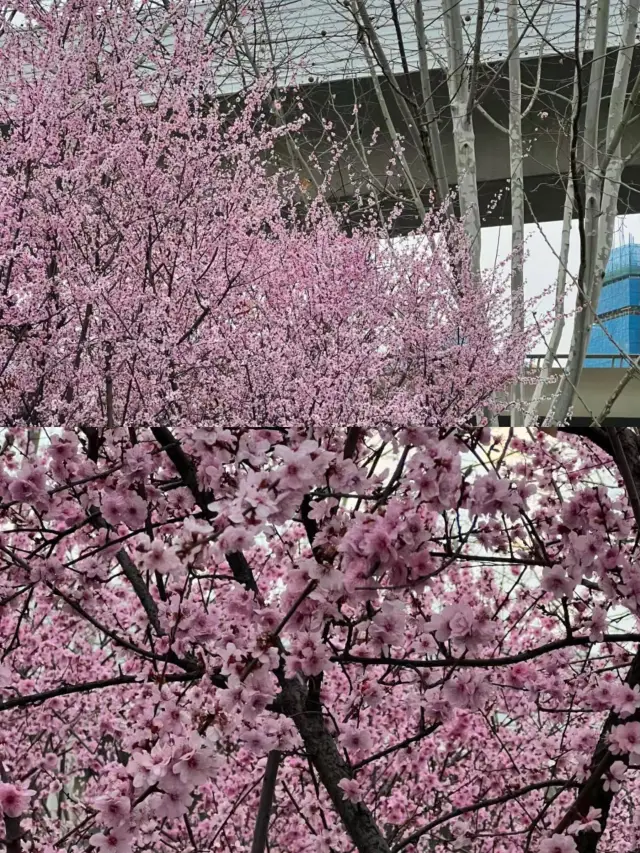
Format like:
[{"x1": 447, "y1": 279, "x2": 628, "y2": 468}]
[{"x1": 586, "y1": 242, "x2": 640, "y2": 367}]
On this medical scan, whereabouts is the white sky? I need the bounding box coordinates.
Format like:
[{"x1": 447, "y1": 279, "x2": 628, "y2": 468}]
[{"x1": 482, "y1": 213, "x2": 640, "y2": 355}]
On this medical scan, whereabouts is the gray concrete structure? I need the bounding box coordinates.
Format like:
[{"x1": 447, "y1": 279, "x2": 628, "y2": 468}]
[
  {"x1": 522, "y1": 355, "x2": 640, "y2": 423},
  {"x1": 6, "y1": 0, "x2": 640, "y2": 421},
  {"x1": 176, "y1": 1, "x2": 640, "y2": 421},
  {"x1": 10, "y1": 2, "x2": 640, "y2": 230},
  {"x1": 281, "y1": 54, "x2": 640, "y2": 232},
  {"x1": 182, "y1": 0, "x2": 640, "y2": 231}
]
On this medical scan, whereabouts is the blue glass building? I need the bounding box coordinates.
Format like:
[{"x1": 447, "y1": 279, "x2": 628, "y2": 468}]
[{"x1": 586, "y1": 241, "x2": 640, "y2": 367}]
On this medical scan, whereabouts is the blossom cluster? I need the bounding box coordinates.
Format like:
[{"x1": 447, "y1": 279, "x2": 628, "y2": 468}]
[
  {"x1": 0, "y1": 426, "x2": 637, "y2": 852},
  {"x1": 0, "y1": 0, "x2": 541, "y2": 425}
]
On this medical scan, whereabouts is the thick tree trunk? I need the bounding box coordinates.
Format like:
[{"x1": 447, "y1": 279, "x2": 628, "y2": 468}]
[
  {"x1": 152, "y1": 428, "x2": 391, "y2": 853},
  {"x1": 507, "y1": 0, "x2": 524, "y2": 425},
  {"x1": 557, "y1": 428, "x2": 640, "y2": 851},
  {"x1": 442, "y1": 0, "x2": 481, "y2": 274},
  {"x1": 250, "y1": 751, "x2": 282, "y2": 853},
  {"x1": 279, "y1": 676, "x2": 392, "y2": 853},
  {"x1": 0, "y1": 763, "x2": 23, "y2": 853}
]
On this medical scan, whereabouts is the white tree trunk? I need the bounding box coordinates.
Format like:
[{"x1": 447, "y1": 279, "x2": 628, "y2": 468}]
[
  {"x1": 414, "y1": 0, "x2": 450, "y2": 208},
  {"x1": 353, "y1": 9, "x2": 429, "y2": 221},
  {"x1": 525, "y1": 182, "x2": 574, "y2": 426},
  {"x1": 442, "y1": 0, "x2": 481, "y2": 274},
  {"x1": 507, "y1": 0, "x2": 524, "y2": 425},
  {"x1": 546, "y1": 0, "x2": 612, "y2": 423},
  {"x1": 591, "y1": 0, "x2": 640, "y2": 318}
]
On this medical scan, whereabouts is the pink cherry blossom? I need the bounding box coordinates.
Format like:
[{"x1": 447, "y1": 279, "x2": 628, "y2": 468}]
[
  {"x1": 7, "y1": 464, "x2": 48, "y2": 508},
  {"x1": 141, "y1": 539, "x2": 180, "y2": 576},
  {"x1": 308, "y1": 498, "x2": 339, "y2": 522},
  {"x1": 613, "y1": 683, "x2": 640, "y2": 719},
  {"x1": 42, "y1": 754, "x2": 58, "y2": 771},
  {"x1": 540, "y1": 565, "x2": 577, "y2": 599},
  {"x1": 370, "y1": 600, "x2": 405, "y2": 648},
  {"x1": 539, "y1": 835, "x2": 578, "y2": 853},
  {"x1": 469, "y1": 473, "x2": 520, "y2": 518},
  {"x1": 567, "y1": 806, "x2": 602, "y2": 836},
  {"x1": 94, "y1": 795, "x2": 131, "y2": 827},
  {"x1": 337, "y1": 778, "x2": 363, "y2": 803},
  {"x1": 0, "y1": 663, "x2": 11, "y2": 688},
  {"x1": 588, "y1": 605, "x2": 607, "y2": 642},
  {"x1": 339, "y1": 727, "x2": 373, "y2": 754},
  {"x1": 241, "y1": 730, "x2": 277, "y2": 754},
  {"x1": 157, "y1": 701, "x2": 189, "y2": 735},
  {"x1": 118, "y1": 492, "x2": 148, "y2": 530},
  {"x1": 48, "y1": 435, "x2": 77, "y2": 463},
  {"x1": 101, "y1": 492, "x2": 126, "y2": 527},
  {"x1": 127, "y1": 749, "x2": 170, "y2": 789},
  {"x1": 0, "y1": 426, "x2": 639, "y2": 853},
  {"x1": 150, "y1": 789, "x2": 193, "y2": 820},
  {"x1": 429, "y1": 603, "x2": 496, "y2": 651},
  {"x1": 303, "y1": 557, "x2": 344, "y2": 593},
  {"x1": 443, "y1": 670, "x2": 493, "y2": 710},
  {"x1": 172, "y1": 736, "x2": 221, "y2": 787},
  {"x1": 0, "y1": 782, "x2": 35, "y2": 818},
  {"x1": 88, "y1": 826, "x2": 133, "y2": 853},
  {"x1": 608, "y1": 721, "x2": 640, "y2": 761},
  {"x1": 602, "y1": 761, "x2": 626, "y2": 792},
  {"x1": 273, "y1": 445, "x2": 320, "y2": 491},
  {"x1": 287, "y1": 633, "x2": 332, "y2": 677}
]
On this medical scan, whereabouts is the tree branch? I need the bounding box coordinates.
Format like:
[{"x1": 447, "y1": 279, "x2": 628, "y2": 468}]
[
  {"x1": 0, "y1": 670, "x2": 204, "y2": 713},
  {"x1": 279, "y1": 676, "x2": 391, "y2": 853},
  {"x1": 394, "y1": 778, "x2": 580, "y2": 852},
  {"x1": 250, "y1": 750, "x2": 282, "y2": 853},
  {"x1": 338, "y1": 633, "x2": 640, "y2": 670},
  {"x1": 0, "y1": 763, "x2": 23, "y2": 853}
]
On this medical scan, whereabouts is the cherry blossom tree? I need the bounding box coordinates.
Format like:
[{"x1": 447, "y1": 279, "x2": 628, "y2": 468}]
[
  {"x1": 0, "y1": 0, "x2": 543, "y2": 426},
  {"x1": 213, "y1": 0, "x2": 640, "y2": 425},
  {"x1": 1, "y1": 425, "x2": 640, "y2": 853}
]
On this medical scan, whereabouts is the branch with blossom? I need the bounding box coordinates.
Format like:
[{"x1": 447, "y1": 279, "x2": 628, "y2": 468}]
[
  {"x1": 0, "y1": 0, "x2": 545, "y2": 426},
  {"x1": 0, "y1": 427, "x2": 639, "y2": 852}
]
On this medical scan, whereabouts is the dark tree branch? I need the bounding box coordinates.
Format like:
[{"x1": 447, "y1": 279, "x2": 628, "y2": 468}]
[
  {"x1": 338, "y1": 634, "x2": 640, "y2": 670},
  {"x1": 0, "y1": 670, "x2": 204, "y2": 713},
  {"x1": 250, "y1": 750, "x2": 282, "y2": 853},
  {"x1": 116, "y1": 550, "x2": 164, "y2": 635},
  {"x1": 279, "y1": 676, "x2": 391, "y2": 853},
  {"x1": 0, "y1": 763, "x2": 24, "y2": 853},
  {"x1": 554, "y1": 645, "x2": 640, "y2": 852},
  {"x1": 343, "y1": 427, "x2": 363, "y2": 461},
  {"x1": 554, "y1": 427, "x2": 640, "y2": 851},
  {"x1": 394, "y1": 778, "x2": 581, "y2": 852},
  {"x1": 150, "y1": 426, "x2": 390, "y2": 852},
  {"x1": 150, "y1": 426, "x2": 212, "y2": 513},
  {"x1": 352, "y1": 723, "x2": 440, "y2": 771},
  {"x1": 151, "y1": 426, "x2": 258, "y2": 593}
]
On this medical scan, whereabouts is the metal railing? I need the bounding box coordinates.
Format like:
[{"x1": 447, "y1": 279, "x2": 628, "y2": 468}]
[{"x1": 525, "y1": 353, "x2": 639, "y2": 369}]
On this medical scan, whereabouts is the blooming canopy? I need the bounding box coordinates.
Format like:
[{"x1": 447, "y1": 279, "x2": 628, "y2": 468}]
[{"x1": 0, "y1": 0, "x2": 541, "y2": 425}]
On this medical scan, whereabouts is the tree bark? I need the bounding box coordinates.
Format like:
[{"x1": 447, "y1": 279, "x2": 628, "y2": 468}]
[
  {"x1": 507, "y1": 0, "x2": 524, "y2": 425},
  {"x1": 279, "y1": 676, "x2": 392, "y2": 853},
  {"x1": 152, "y1": 428, "x2": 391, "y2": 853},
  {"x1": 557, "y1": 646, "x2": 640, "y2": 852},
  {"x1": 0, "y1": 763, "x2": 23, "y2": 853},
  {"x1": 556, "y1": 428, "x2": 640, "y2": 850},
  {"x1": 442, "y1": 0, "x2": 481, "y2": 274},
  {"x1": 250, "y1": 750, "x2": 282, "y2": 853}
]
